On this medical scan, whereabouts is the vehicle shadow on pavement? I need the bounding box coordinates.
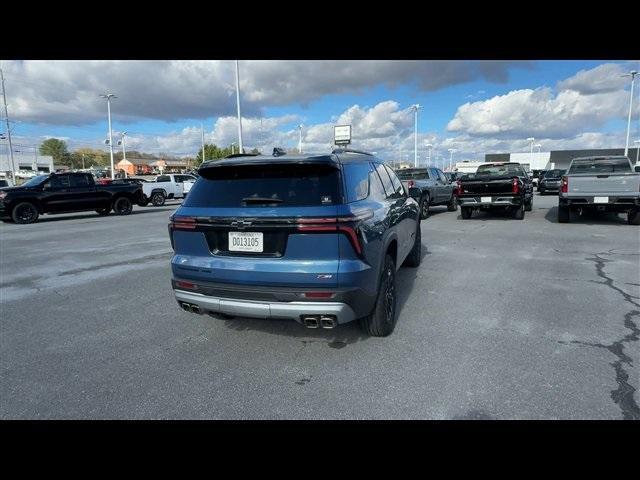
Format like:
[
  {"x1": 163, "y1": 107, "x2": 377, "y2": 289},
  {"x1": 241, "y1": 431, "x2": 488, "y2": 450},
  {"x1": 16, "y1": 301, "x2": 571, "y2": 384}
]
[
  {"x1": 544, "y1": 206, "x2": 629, "y2": 225},
  {"x1": 456, "y1": 210, "x2": 521, "y2": 221},
  {"x1": 218, "y1": 245, "x2": 430, "y2": 344},
  {"x1": 31, "y1": 208, "x2": 176, "y2": 223}
]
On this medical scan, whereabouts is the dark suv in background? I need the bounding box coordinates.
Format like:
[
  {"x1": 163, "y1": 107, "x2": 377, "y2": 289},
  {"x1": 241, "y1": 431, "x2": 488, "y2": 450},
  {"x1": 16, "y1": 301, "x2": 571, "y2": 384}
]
[{"x1": 168, "y1": 149, "x2": 422, "y2": 337}]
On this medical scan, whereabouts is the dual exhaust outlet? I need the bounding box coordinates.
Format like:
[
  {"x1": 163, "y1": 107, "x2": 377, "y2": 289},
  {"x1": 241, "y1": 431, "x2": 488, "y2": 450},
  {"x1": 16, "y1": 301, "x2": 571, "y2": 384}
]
[
  {"x1": 302, "y1": 315, "x2": 337, "y2": 329},
  {"x1": 180, "y1": 302, "x2": 201, "y2": 314}
]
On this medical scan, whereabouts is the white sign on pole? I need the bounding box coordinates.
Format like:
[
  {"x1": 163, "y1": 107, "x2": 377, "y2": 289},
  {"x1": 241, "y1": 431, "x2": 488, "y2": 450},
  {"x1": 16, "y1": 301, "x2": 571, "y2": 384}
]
[{"x1": 334, "y1": 125, "x2": 351, "y2": 145}]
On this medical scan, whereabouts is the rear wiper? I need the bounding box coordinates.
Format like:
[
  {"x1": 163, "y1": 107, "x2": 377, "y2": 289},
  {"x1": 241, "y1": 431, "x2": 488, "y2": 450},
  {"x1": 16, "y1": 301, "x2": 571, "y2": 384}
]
[{"x1": 241, "y1": 197, "x2": 284, "y2": 204}]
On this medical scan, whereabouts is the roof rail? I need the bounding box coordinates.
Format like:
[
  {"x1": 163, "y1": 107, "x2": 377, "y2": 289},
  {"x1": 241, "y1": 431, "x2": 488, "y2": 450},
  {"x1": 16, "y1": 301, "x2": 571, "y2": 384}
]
[{"x1": 331, "y1": 148, "x2": 374, "y2": 156}]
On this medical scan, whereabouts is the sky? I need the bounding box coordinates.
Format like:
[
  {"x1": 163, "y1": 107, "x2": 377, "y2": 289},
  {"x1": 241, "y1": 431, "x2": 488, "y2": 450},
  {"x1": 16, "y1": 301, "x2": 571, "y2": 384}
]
[{"x1": 1, "y1": 59, "x2": 639, "y2": 166}]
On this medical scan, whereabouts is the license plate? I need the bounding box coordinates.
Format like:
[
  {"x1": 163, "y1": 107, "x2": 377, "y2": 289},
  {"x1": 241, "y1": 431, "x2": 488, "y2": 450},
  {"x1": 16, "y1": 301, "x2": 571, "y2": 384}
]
[
  {"x1": 593, "y1": 197, "x2": 609, "y2": 204},
  {"x1": 481, "y1": 196, "x2": 492, "y2": 203},
  {"x1": 228, "y1": 232, "x2": 263, "y2": 252}
]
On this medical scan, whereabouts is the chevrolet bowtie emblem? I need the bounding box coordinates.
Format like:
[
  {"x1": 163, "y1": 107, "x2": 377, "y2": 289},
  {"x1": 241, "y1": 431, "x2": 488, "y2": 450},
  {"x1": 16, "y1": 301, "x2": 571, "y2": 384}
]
[{"x1": 231, "y1": 220, "x2": 253, "y2": 228}]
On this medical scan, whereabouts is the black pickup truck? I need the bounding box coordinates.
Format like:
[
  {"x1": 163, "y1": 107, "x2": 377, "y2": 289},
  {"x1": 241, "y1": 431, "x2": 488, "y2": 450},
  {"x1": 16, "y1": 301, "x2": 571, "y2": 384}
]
[
  {"x1": 0, "y1": 172, "x2": 143, "y2": 224},
  {"x1": 456, "y1": 162, "x2": 533, "y2": 220}
]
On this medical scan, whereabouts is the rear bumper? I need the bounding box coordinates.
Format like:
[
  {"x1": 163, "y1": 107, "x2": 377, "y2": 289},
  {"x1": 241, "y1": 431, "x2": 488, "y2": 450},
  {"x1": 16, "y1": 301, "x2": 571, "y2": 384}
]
[
  {"x1": 458, "y1": 195, "x2": 522, "y2": 207},
  {"x1": 559, "y1": 195, "x2": 640, "y2": 211},
  {"x1": 174, "y1": 289, "x2": 358, "y2": 324}
]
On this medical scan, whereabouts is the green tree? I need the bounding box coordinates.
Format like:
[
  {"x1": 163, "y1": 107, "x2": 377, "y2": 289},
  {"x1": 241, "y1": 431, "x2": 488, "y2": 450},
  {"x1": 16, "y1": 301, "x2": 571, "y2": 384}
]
[
  {"x1": 39, "y1": 138, "x2": 69, "y2": 163},
  {"x1": 194, "y1": 144, "x2": 234, "y2": 166}
]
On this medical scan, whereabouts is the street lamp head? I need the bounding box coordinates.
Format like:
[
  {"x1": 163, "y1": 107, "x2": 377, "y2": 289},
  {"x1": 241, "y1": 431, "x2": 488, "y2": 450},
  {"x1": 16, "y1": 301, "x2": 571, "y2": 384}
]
[
  {"x1": 99, "y1": 93, "x2": 117, "y2": 100},
  {"x1": 526, "y1": 137, "x2": 535, "y2": 142}
]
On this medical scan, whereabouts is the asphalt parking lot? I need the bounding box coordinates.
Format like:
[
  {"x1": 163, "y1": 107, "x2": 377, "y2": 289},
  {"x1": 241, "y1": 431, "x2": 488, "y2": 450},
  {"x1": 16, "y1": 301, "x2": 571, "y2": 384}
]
[{"x1": 1, "y1": 194, "x2": 638, "y2": 419}]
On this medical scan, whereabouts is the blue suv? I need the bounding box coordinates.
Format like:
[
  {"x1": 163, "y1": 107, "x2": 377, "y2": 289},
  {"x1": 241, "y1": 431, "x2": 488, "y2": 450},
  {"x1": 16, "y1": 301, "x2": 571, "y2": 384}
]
[{"x1": 168, "y1": 149, "x2": 422, "y2": 336}]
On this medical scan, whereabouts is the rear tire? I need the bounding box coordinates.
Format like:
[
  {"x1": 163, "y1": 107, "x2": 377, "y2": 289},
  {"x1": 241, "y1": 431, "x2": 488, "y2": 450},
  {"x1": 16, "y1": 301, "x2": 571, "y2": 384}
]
[
  {"x1": 525, "y1": 198, "x2": 533, "y2": 212},
  {"x1": 138, "y1": 196, "x2": 150, "y2": 207},
  {"x1": 461, "y1": 206, "x2": 472, "y2": 219},
  {"x1": 359, "y1": 254, "x2": 397, "y2": 337},
  {"x1": 11, "y1": 202, "x2": 39, "y2": 224},
  {"x1": 558, "y1": 205, "x2": 570, "y2": 223},
  {"x1": 113, "y1": 196, "x2": 133, "y2": 215},
  {"x1": 403, "y1": 222, "x2": 422, "y2": 267},
  {"x1": 513, "y1": 204, "x2": 525, "y2": 220},
  {"x1": 419, "y1": 195, "x2": 430, "y2": 219},
  {"x1": 628, "y1": 208, "x2": 640, "y2": 225},
  {"x1": 151, "y1": 192, "x2": 165, "y2": 207},
  {"x1": 447, "y1": 194, "x2": 458, "y2": 211}
]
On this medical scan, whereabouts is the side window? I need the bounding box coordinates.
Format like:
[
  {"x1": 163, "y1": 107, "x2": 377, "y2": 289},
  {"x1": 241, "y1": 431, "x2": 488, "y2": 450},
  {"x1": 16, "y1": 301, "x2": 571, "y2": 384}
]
[
  {"x1": 385, "y1": 165, "x2": 405, "y2": 197},
  {"x1": 374, "y1": 163, "x2": 394, "y2": 197},
  {"x1": 156, "y1": 175, "x2": 170, "y2": 182},
  {"x1": 50, "y1": 175, "x2": 71, "y2": 189},
  {"x1": 437, "y1": 170, "x2": 448, "y2": 183},
  {"x1": 70, "y1": 174, "x2": 90, "y2": 187},
  {"x1": 343, "y1": 163, "x2": 371, "y2": 202},
  {"x1": 368, "y1": 169, "x2": 387, "y2": 202}
]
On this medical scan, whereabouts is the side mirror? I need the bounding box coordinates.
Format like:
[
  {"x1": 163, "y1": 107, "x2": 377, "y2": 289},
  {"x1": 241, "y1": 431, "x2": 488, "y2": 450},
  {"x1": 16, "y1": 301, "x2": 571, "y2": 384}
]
[{"x1": 408, "y1": 187, "x2": 421, "y2": 198}]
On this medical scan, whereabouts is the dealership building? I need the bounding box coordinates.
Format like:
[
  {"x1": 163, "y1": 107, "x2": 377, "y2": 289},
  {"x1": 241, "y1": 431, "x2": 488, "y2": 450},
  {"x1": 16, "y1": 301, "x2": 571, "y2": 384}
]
[{"x1": 485, "y1": 147, "x2": 640, "y2": 173}]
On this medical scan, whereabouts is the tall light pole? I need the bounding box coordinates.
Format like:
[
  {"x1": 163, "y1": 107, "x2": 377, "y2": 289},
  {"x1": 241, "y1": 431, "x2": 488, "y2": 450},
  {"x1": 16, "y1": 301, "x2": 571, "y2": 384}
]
[
  {"x1": 231, "y1": 142, "x2": 236, "y2": 155},
  {"x1": 448, "y1": 148, "x2": 456, "y2": 171},
  {"x1": 535, "y1": 143, "x2": 542, "y2": 153},
  {"x1": 235, "y1": 60, "x2": 244, "y2": 154},
  {"x1": 634, "y1": 139, "x2": 640, "y2": 165},
  {"x1": 118, "y1": 131, "x2": 127, "y2": 177},
  {"x1": 100, "y1": 93, "x2": 117, "y2": 179},
  {"x1": 425, "y1": 143, "x2": 433, "y2": 167},
  {"x1": 298, "y1": 124, "x2": 303, "y2": 154},
  {"x1": 411, "y1": 104, "x2": 421, "y2": 167},
  {"x1": 0, "y1": 67, "x2": 16, "y2": 181},
  {"x1": 201, "y1": 123, "x2": 205, "y2": 163},
  {"x1": 526, "y1": 137, "x2": 535, "y2": 172},
  {"x1": 622, "y1": 70, "x2": 638, "y2": 157}
]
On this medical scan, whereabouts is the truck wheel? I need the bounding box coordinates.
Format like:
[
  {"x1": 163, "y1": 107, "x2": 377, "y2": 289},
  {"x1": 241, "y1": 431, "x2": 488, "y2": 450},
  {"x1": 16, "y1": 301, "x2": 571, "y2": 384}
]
[
  {"x1": 525, "y1": 198, "x2": 533, "y2": 211},
  {"x1": 12, "y1": 202, "x2": 39, "y2": 224},
  {"x1": 513, "y1": 204, "x2": 525, "y2": 220},
  {"x1": 628, "y1": 209, "x2": 640, "y2": 225},
  {"x1": 461, "y1": 206, "x2": 472, "y2": 219},
  {"x1": 151, "y1": 192, "x2": 165, "y2": 207},
  {"x1": 403, "y1": 222, "x2": 422, "y2": 267},
  {"x1": 558, "y1": 205, "x2": 570, "y2": 223},
  {"x1": 113, "y1": 197, "x2": 133, "y2": 215},
  {"x1": 359, "y1": 254, "x2": 397, "y2": 337},
  {"x1": 138, "y1": 196, "x2": 150, "y2": 207},
  {"x1": 447, "y1": 194, "x2": 458, "y2": 211},
  {"x1": 419, "y1": 195, "x2": 430, "y2": 219},
  {"x1": 95, "y1": 207, "x2": 111, "y2": 216}
]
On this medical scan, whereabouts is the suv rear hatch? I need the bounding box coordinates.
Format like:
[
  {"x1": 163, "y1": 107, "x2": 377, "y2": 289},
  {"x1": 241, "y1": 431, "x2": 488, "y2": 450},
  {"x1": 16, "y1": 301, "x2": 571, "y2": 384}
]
[{"x1": 169, "y1": 160, "x2": 346, "y2": 288}]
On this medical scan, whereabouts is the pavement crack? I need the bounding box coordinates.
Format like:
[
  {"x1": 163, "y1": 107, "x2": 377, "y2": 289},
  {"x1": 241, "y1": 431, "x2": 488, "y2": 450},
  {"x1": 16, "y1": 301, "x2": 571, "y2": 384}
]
[
  {"x1": 559, "y1": 311, "x2": 640, "y2": 420},
  {"x1": 586, "y1": 254, "x2": 640, "y2": 308}
]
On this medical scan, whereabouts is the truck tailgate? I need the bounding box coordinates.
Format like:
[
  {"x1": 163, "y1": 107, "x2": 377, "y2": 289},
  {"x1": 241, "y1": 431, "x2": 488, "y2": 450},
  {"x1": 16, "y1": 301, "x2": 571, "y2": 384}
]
[
  {"x1": 460, "y1": 178, "x2": 513, "y2": 195},
  {"x1": 567, "y1": 174, "x2": 640, "y2": 195}
]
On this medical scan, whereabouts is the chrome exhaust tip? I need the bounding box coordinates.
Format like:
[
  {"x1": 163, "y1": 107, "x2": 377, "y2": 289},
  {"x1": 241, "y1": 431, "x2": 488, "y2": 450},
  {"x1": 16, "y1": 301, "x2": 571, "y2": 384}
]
[
  {"x1": 302, "y1": 316, "x2": 319, "y2": 328},
  {"x1": 190, "y1": 304, "x2": 201, "y2": 314},
  {"x1": 320, "y1": 316, "x2": 337, "y2": 329},
  {"x1": 181, "y1": 302, "x2": 192, "y2": 312}
]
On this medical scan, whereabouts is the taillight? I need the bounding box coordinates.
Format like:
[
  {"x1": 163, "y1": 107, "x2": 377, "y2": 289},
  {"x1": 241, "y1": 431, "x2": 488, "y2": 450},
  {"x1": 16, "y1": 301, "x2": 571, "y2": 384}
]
[
  {"x1": 455, "y1": 180, "x2": 463, "y2": 196},
  {"x1": 296, "y1": 210, "x2": 373, "y2": 256},
  {"x1": 561, "y1": 176, "x2": 568, "y2": 193},
  {"x1": 169, "y1": 216, "x2": 197, "y2": 230},
  {"x1": 512, "y1": 178, "x2": 519, "y2": 194},
  {"x1": 175, "y1": 280, "x2": 197, "y2": 290},
  {"x1": 407, "y1": 180, "x2": 415, "y2": 188}
]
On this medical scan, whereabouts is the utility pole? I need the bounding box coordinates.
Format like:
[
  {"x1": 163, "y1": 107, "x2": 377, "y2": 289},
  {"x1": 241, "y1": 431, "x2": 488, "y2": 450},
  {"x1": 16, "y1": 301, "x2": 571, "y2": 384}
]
[
  {"x1": 0, "y1": 67, "x2": 16, "y2": 181},
  {"x1": 622, "y1": 71, "x2": 638, "y2": 157},
  {"x1": 235, "y1": 60, "x2": 244, "y2": 154},
  {"x1": 100, "y1": 93, "x2": 117, "y2": 179},
  {"x1": 119, "y1": 132, "x2": 127, "y2": 177},
  {"x1": 448, "y1": 148, "x2": 457, "y2": 171},
  {"x1": 526, "y1": 137, "x2": 535, "y2": 172},
  {"x1": 298, "y1": 124, "x2": 303, "y2": 154}
]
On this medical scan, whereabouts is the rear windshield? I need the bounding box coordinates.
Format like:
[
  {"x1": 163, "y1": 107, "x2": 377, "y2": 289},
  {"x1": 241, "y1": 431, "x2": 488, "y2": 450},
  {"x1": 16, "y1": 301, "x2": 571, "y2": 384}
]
[
  {"x1": 185, "y1": 163, "x2": 341, "y2": 207},
  {"x1": 476, "y1": 164, "x2": 523, "y2": 176},
  {"x1": 543, "y1": 169, "x2": 565, "y2": 178},
  {"x1": 568, "y1": 158, "x2": 631, "y2": 174},
  {"x1": 395, "y1": 169, "x2": 429, "y2": 180}
]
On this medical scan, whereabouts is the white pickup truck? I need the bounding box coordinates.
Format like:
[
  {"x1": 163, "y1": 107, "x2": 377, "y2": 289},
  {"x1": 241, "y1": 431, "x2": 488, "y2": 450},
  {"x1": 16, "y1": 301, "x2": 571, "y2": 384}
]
[
  {"x1": 139, "y1": 174, "x2": 197, "y2": 206},
  {"x1": 558, "y1": 156, "x2": 640, "y2": 225}
]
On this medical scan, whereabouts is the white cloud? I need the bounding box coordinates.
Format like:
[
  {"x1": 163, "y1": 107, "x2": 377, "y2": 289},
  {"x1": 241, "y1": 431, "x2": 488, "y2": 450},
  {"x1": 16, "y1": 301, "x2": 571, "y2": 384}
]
[{"x1": 1, "y1": 60, "x2": 528, "y2": 126}]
